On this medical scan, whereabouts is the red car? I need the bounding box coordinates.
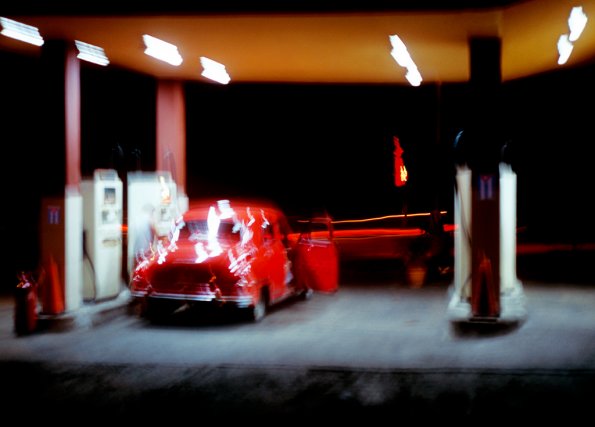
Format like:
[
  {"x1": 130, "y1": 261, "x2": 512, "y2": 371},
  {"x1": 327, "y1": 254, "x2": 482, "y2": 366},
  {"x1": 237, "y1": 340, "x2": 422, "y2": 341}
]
[{"x1": 130, "y1": 199, "x2": 338, "y2": 321}]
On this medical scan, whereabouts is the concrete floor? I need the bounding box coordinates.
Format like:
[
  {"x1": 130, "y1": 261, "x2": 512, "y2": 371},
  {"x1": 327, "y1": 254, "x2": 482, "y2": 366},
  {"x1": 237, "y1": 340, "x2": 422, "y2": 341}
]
[{"x1": 1, "y1": 253, "x2": 594, "y2": 422}]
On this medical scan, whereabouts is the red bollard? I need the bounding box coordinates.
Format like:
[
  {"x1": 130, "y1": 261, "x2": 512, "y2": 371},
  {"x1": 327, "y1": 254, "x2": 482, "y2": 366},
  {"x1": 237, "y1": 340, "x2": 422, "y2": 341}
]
[{"x1": 14, "y1": 272, "x2": 39, "y2": 336}]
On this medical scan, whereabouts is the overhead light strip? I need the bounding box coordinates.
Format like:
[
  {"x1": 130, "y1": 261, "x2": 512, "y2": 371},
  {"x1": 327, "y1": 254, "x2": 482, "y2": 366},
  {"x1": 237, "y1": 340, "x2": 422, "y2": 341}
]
[
  {"x1": 75, "y1": 40, "x2": 109, "y2": 66},
  {"x1": 558, "y1": 6, "x2": 588, "y2": 65},
  {"x1": 568, "y1": 6, "x2": 588, "y2": 42},
  {"x1": 0, "y1": 17, "x2": 44, "y2": 46},
  {"x1": 389, "y1": 34, "x2": 422, "y2": 87},
  {"x1": 143, "y1": 34, "x2": 183, "y2": 66},
  {"x1": 557, "y1": 34, "x2": 573, "y2": 65},
  {"x1": 200, "y1": 56, "x2": 231, "y2": 84}
]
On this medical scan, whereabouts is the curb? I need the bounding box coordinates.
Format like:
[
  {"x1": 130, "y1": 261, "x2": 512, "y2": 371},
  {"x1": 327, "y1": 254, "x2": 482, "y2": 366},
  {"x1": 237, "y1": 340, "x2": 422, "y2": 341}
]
[{"x1": 36, "y1": 289, "x2": 133, "y2": 332}]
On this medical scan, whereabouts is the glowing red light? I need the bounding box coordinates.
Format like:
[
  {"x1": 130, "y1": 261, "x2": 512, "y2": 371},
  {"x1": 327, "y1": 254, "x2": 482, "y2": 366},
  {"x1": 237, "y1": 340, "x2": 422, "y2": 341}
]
[{"x1": 393, "y1": 136, "x2": 407, "y2": 187}]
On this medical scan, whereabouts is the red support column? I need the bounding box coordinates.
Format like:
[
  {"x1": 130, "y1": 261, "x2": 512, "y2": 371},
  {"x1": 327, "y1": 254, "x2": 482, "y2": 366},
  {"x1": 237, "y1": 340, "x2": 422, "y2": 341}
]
[
  {"x1": 468, "y1": 37, "x2": 502, "y2": 319},
  {"x1": 65, "y1": 45, "x2": 81, "y2": 190},
  {"x1": 38, "y1": 40, "x2": 83, "y2": 313},
  {"x1": 156, "y1": 80, "x2": 186, "y2": 195}
]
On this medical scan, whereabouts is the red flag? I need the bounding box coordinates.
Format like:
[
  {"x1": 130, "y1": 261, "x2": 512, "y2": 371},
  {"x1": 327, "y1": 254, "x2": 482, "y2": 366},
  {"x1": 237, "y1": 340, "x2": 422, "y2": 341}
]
[{"x1": 393, "y1": 136, "x2": 408, "y2": 187}]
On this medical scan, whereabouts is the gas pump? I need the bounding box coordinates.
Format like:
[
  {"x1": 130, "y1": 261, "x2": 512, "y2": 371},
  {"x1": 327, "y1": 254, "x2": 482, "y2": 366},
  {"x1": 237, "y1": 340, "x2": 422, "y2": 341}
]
[
  {"x1": 447, "y1": 134, "x2": 526, "y2": 326},
  {"x1": 39, "y1": 191, "x2": 83, "y2": 315},
  {"x1": 127, "y1": 171, "x2": 187, "y2": 277},
  {"x1": 81, "y1": 169, "x2": 123, "y2": 301}
]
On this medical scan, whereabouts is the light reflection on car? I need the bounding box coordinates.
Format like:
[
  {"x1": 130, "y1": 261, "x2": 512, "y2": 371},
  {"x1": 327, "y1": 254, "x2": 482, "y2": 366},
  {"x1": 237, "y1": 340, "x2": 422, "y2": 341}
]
[{"x1": 130, "y1": 199, "x2": 338, "y2": 322}]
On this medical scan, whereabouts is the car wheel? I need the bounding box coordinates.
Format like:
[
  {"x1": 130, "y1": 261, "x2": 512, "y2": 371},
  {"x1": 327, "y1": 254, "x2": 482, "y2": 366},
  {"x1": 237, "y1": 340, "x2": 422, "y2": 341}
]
[
  {"x1": 298, "y1": 287, "x2": 313, "y2": 300},
  {"x1": 247, "y1": 289, "x2": 267, "y2": 322}
]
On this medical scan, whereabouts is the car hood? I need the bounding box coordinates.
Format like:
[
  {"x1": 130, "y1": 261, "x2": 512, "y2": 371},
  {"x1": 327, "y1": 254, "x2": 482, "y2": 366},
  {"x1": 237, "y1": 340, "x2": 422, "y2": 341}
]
[{"x1": 136, "y1": 239, "x2": 253, "y2": 282}]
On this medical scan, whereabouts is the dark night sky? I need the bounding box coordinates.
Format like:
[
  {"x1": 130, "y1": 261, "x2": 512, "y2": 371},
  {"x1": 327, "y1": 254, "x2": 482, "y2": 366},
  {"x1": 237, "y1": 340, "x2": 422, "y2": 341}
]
[
  {"x1": 76, "y1": 63, "x2": 459, "y2": 220},
  {"x1": 183, "y1": 82, "x2": 452, "y2": 220},
  {"x1": 2, "y1": 49, "x2": 595, "y2": 282}
]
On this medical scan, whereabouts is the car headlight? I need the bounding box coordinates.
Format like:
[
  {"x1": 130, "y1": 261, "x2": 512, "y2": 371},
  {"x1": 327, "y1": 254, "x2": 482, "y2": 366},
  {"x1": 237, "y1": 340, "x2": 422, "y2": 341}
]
[
  {"x1": 130, "y1": 274, "x2": 149, "y2": 292},
  {"x1": 236, "y1": 277, "x2": 249, "y2": 287}
]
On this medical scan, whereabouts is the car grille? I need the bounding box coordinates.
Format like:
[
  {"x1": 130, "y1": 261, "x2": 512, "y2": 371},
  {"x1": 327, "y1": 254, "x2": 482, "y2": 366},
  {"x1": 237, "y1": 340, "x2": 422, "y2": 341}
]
[{"x1": 150, "y1": 265, "x2": 237, "y2": 294}]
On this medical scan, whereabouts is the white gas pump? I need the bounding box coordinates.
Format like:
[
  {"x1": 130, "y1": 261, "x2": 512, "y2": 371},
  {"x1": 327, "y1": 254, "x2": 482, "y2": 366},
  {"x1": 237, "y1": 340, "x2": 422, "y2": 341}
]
[
  {"x1": 448, "y1": 163, "x2": 526, "y2": 325},
  {"x1": 127, "y1": 171, "x2": 188, "y2": 277},
  {"x1": 81, "y1": 169, "x2": 123, "y2": 301}
]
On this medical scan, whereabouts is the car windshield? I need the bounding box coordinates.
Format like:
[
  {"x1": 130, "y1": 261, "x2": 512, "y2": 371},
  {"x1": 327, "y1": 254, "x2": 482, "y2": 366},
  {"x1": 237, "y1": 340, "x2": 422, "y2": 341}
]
[{"x1": 177, "y1": 219, "x2": 241, "y2": 244}]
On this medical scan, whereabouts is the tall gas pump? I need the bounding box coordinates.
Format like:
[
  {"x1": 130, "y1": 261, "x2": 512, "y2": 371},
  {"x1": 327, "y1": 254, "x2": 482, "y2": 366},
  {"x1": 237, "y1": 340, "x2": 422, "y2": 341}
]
[
  {"x1": 81, "y1": 169, "x2": 123, "y2": 301},
  {"x1": 448, "y1": 155, "x2": 526, "y2": 325},
  {"x1": 447, "y1": 37, "x2": 526, "y2": 326},
  {"x1": 126, "y1": 171, "x2": 188, "y2": 278}
]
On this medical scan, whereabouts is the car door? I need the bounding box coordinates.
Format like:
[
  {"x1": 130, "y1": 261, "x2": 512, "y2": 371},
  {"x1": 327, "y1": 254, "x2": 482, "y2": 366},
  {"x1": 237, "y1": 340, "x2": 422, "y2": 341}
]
[
  {"x1": 293, "y1": 215, "x2": 339, "y2": 293},
  {"x1": 262, "y1": 218, "x2": 291, "y2": 302}
]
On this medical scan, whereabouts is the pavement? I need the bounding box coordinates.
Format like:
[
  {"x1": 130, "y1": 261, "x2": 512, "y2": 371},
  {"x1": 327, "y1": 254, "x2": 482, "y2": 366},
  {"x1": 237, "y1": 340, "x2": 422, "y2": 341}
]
[
  {"x1": 0, "y1": 250, "x2": 594, "y2": 422},
  {"x1": 34, "y1": 287, "x2": 135, "y2": 332}
]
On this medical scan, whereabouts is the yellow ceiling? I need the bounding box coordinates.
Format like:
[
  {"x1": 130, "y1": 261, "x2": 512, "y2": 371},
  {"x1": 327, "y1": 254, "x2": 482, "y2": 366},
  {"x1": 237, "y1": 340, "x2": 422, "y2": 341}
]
[{"x1": 1, "y1": 0, "x2": 594, "y2": 84}]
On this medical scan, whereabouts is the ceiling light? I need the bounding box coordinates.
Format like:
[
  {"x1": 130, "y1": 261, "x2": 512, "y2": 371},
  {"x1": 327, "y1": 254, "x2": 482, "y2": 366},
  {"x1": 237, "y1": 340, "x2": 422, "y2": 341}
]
[
  {"x1": 557, "y1": 6, "x2": 588, "y2": 66},
  {"x1": 557, "y1": 34, "x2": 573, "y2": 65},
  {"x1": 0, "y1": 17, "x2": 44, "y2": 46},
  {"x1": 143, "y1": 34, "x2": 183, "y2": 66},
  {"x1": 75, "y1": 40, "x2": 109, "y2": 66},
  {"x1": 405, "y1": 66, "x2": 423, "y2": 87},
  {"x1": 200, "y1": 57, "x2": 231, "y2": 84},
  {"x1": 568, "y1": 6, "x2": 588, "y2": 42},
  {"x1": 389, "y1": 35, "x2": 413, "y2": 68},
  {"x1": 389, "y1": 34, "x2": 422, "y2": 87}
]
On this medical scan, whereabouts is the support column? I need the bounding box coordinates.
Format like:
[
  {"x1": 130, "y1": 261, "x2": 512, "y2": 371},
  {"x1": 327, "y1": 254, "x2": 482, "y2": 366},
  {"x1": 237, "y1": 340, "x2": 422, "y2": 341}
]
[
  {"x1": 39, "y1": 40, "x2": 83, "y2": 313},
  {"x1": 156, "y1": 80, "x2": 187, "y2": 195},
  {"x1": 448, "y1": 37, "x2": 525, "y2": 326},
  {"x1": 156, "y1": 80, "x2": 188, "y2": 214},
  {"x1": 468, "y1": 37, "x2": 502, "y2": 319}
]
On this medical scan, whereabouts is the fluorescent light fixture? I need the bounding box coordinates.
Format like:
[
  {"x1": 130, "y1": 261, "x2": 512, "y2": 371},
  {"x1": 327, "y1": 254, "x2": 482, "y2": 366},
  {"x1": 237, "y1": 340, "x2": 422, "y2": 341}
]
[
  {"x1": 568, "y1": 6, "x2": 588, "y2": 42},
  {"x1": 0, "y1": 17, "x2": 44, "y2": 46},
  {"x1": 557, "y1": 34, "x2": 573, "y2": 65},
  {"x1": 405, "y1": 66, "x2": 423, "y2": 87},
  {"x1": 389, "y1": 35, "x2": 414, "y2": 68},
  {"x1": 557, "y1": 6, "x2": 588, "y2": 65},
  {"x1": 75, "y1": 40, "x2": 109, "y2": 66},
  {"x1": 143, "y1": 34, "x2": 183, "y2": 66},
  {"x1": 389, "y1": 34, "x2": 422, "y2": 86},
  {"x1": 200, "y1": 56, "x2": 231, "y2": 84}
]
